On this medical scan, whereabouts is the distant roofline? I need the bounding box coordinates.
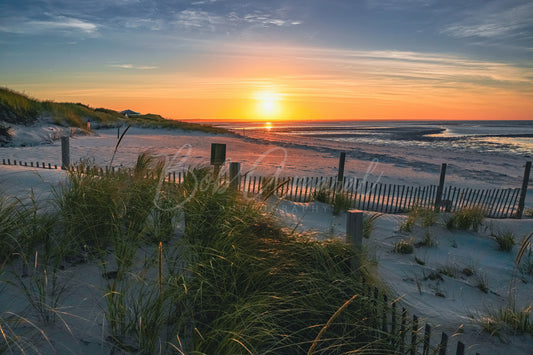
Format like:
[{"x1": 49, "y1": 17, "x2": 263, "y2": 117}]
[{"x1": 120, "y1": 109, "x2": 140, "y2": 116}]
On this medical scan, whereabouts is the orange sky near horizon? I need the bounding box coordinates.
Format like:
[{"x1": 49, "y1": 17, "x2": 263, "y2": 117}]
[{"x1": 8, "y1": 44, "x2": 533, "y2": 122}]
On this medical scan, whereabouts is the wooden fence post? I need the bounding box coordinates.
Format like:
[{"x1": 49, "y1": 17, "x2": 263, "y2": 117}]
[
  {"x1": 229, "y1": 162, "x2": 240, "y2": 191},
  {"x1": 346, "y1": 209, "x2": 363, "y2": 270},
  {"x1": 338, "y1": 152, "x2": 346, "y2": 183},
  {"x1": 516, "y1": 161, "x2": 531, "y2": 219},
  {"x1": 434, "y1": 163, "x2": 447, "y2": 212},
  {"x1": 210, "y1": 143, "x2": 226, "y2": 177},
  {"x1": 61, "y1": 136, "x2": 70, "y2": 170}
]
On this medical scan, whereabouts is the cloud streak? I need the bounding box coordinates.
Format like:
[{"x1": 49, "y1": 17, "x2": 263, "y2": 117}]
[
  {"x1": 109, "y1": 64, "x2": 158, "y2": 70},
  {"x1": 0, "y1": 15, "x2": 98, "y2": 35},
  {"x1": 441, "y1": 1, "x2": 533, "y2": 39}
]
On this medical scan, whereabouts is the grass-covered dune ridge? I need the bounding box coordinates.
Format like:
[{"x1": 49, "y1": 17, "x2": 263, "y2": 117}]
[
  {"x1": 0, "y1": 87, "x2": 229, "y2": 142},
  {"x1": 0, "y1": 157, "x2": 394, "y2": 353}
]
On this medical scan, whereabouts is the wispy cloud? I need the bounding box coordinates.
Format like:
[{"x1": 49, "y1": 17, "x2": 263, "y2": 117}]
[
  {"x1": 366, "y1": 0, "x2": 432, "y2": 11},
  {"x1": 109, "y1": 64, "x2": 158, "y2": 70},
  {"x1": 194, "y1": 42, "x2": 533, "y2": 101},
  {"x1": 173, "y1": 8, "x2": 302, "y2": 31},
  {"x1": 241, "y1": 13, "x2": 302, "y2": 27},
  {"x1": 174, "y1": 10, "x2": 225, "y2": 30},
  {"x1": 0, "y1": 15, "x2": 98, "y2": 35},
  {"x1": 441, "y1": 2, "x2": 533, "y2": 39}
]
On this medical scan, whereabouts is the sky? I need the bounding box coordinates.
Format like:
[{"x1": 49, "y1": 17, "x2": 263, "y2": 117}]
[{"x1": 1, "y1": 0, "x2": 533, "y2": 121}]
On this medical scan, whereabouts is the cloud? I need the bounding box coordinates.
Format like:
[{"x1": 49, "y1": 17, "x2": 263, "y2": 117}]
[
  {"x1": 109, "y1": 64, "x2": 158, "y2": 70},
  {"x1": 174, "y1": 10, "x2": 226, "y2": 30},
  {"x1": 242, "y1": 13, "x2": 302, "y2": 27},
  {"x1": 366, "y1": 0, "x2": 432, "y2": 11},
  {"x1": 201, "y1": 42, "x2": 533, "y2": 99},
  {"x1": 173, "y1": 8, "x2": 302, "y2": 31},
  {"x1": 441, "y1": 2, "x2": 533, "y2": 39},
  {"x1": 0, "y1": 15, "x2": 98, "y2": 35}
]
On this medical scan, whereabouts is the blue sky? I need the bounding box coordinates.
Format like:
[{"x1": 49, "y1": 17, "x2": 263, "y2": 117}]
[{"x1": 1, "y1": 0, "x2": 532, "y2": 120}]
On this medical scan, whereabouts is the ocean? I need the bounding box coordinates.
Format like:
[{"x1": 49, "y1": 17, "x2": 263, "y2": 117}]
[
  {"x1": 211, "y1": 120, "x2": 533, "y2": 190},
  {"x1": 215, "y1": 120, "x2": 533, "y2": 159}
]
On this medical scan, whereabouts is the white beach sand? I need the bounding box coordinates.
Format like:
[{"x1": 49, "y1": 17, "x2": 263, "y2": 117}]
[{"x1": 1, "y1": 126, "x2": 532, "y2": 354}]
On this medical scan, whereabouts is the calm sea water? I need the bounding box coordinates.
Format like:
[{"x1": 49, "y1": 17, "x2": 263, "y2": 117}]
[{"x1": 215, "y1": 120, "x2": 533, "y2": 159}]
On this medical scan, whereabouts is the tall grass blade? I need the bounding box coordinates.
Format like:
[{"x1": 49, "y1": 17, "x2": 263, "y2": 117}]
[
  {"x1": 109, "y1": 124, "x2": 131, "y2": 167},
  {"x1": 307, "y1": 294, "x2": 359, "y2": 355}
]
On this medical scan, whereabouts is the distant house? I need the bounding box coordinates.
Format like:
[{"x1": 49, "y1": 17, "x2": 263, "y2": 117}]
[{"x1": 120, "y1": 109, "x2": 140, "y2": 117}]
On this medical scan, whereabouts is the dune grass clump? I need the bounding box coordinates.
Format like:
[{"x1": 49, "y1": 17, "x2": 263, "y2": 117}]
[
  {"x1": 446, "y1": 207, "x2": 485, "y2": 231},
  {"x1": 399, "y1": 206, "x2": 437, "y2": 234},
  {"x1": 332, "y1": 191, "x2": 352, "y2": 215},
  {"x1": 492, "y1": 230, "x2": 515, "y2": 252},
  {"x1": 480, "y1": 305, "x2": 533, "y2": 337},
  {"x1": 168, "y1": 168, "x2": 396, "y2": 354},
  {"x1": 363, "y1": 213, "x2": 381, "y2": 239},
  {"x1": 312, "y1": 186, "x2": 330, "y2": 203},
  {"x1": 516, "y1": 232, "x2": 533, "y2": 276},
  {"x1": 57, "y1": 153, "x2": 180, "y2": 253},
  {"x1": 0, "y1": 194, "x2": 26, "y2": 263},
  {"x1": 311, "y1": 186, "x2": 354, "y2": 215},
  {"x1": 393, "y1": 239, "x2": 414, "y2": 254}
]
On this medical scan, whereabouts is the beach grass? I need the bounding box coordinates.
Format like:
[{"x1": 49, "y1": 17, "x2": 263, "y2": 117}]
[
  {"x1": 492, "y1": 230, "x2": 515, "y2": 251},
  {"x1": 445, "y1": 207, "x2": 485, "y2": 231},
  {"x1": 1, "y1": 158, "x2": 397, "y2": 353},
  {"x1": 0, "y1": 87, "x2": 230, "y2": 136}
]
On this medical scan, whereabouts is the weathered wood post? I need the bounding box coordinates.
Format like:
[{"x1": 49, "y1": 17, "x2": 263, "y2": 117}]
[
  {"x1": 346, "y1": 209, "x2": 364, "y2": 270},
  {"x1": 210, "y1": 143, "x2": 226, "y2": 178},
  {"x1": 61, "y1": 136, "x2": 70, "y2": 170},
  {"x1": 516, "y1": 161, "x2": 531, "y2": 219},
  {"x1": 337, "y1": 152, "x2": 346, "y2": 183},
  {"x1": 434, "y1": 163, "x2": 447, "y2": 212},
  {"x1": 229, "y1": 162, "x2": 241, "y2": 191}
]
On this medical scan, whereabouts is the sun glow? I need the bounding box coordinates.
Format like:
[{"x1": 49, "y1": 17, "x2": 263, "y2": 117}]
[{"x1": 255, "y1": 91, "x2": 282, "y2": 117}]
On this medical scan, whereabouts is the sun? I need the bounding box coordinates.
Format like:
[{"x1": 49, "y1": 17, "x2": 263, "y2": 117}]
[{"x1": 255, "y1": 91, "x2": 282, "y2": 116}]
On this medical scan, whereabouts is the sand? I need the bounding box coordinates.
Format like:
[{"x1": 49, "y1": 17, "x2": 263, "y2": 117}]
[{"x1": 1, "y1": 125, "x2": 532, "y2": 354}]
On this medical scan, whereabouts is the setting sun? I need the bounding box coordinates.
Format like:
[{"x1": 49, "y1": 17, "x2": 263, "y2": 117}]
[{"x1": 255, "y1": 91, "x2": 282, "y2": 117}]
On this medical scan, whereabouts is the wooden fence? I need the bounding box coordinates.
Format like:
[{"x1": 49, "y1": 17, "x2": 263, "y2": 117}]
[
  {"x1": 1, "y1": 158, "x2": 526, "y2": 219},
  {"x1": 162, "y1": 172, "x2": 521, "y2": 219},
  {"x1": 2, "y1": 158, "x2": 59, "y2": 170},
  {"x1": 361, "y1": 283, "x2": 480, "y2": 355}
]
